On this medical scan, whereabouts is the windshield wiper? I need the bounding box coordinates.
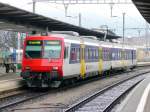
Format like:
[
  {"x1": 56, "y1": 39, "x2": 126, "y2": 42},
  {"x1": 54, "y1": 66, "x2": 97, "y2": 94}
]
[{"x1": 25, "y1": 53, "x2": 32, "y2": 59}]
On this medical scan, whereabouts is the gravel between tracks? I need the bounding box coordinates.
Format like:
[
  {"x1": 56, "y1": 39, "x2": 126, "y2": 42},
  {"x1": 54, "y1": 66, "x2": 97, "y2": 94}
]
[{"x1": 3, "y1": 68, "x2": 150, "y2": 112}]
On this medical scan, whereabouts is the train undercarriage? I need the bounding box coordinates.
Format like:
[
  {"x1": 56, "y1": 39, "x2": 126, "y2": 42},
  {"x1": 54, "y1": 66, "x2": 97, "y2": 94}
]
[{"x1": 21, "y1": 71, "x2": 62, "y2": 88}]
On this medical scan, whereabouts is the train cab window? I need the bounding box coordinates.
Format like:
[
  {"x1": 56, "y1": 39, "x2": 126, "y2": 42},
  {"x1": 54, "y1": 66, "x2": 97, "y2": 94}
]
[
  {"x1": 43, "y1": 40, "x2": 61, "y2": 59},
  {"x1": 25, "y1": 40, "x2": 42, "y2": 58}
]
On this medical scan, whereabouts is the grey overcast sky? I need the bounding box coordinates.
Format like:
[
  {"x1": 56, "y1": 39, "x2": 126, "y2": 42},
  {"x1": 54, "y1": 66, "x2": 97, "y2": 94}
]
[{"x1": 0, "y1": 0, "x2": 148, "y2": 37}]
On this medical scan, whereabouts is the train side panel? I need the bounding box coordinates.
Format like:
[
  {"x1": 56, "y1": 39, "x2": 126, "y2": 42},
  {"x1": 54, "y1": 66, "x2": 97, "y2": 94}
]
[
  {"x1": 63, "y1": 38, "x2": 81, "y2": 79},
  {"x1": 84, "y1": 41, "x2": 99, "y2": 77}
]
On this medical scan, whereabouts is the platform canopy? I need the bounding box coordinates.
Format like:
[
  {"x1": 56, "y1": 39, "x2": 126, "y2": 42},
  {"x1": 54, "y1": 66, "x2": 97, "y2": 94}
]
[
  {"x1": 132, "y1": 0, "x2": 150, "y2": 23},
  {"x1": 0, "y1": 2, "x2": 120, "y2": 40}
]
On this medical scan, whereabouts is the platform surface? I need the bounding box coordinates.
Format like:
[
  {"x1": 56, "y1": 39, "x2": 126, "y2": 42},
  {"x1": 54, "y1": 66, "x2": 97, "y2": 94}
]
[
  {"x1": 116, "y1": 74, "x2": 150, "y2": 112},
  {"x1": 137, "y1": 62, "x2": 150, "y2": 67},
  {"x1": 0, "y1": 67, "x2": 23, "y2": 93}
]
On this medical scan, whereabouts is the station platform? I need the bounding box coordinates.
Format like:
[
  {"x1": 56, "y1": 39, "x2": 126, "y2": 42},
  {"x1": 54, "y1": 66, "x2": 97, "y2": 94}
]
[
  {"x1": 116, "y1": 74, "x2": 150, "y2": 112},
  {"x1": 137, "y1": 62, "x2": 150, "y2": 67},
  {"x1": 0, "y1": 67, "x2": 23, "y2": 93}
]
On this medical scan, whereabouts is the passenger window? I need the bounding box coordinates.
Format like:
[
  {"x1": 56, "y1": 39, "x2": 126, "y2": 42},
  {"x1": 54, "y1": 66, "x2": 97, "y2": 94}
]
[
  {"x1": 93, "y1": 49, "x2": 96, "y2": 59},
  {"x1": 96, "y1": 49, "x2": 98, "y2": 59},
  {"x1": 85, "y1": 48, "x2": 88, "y2": 60},
  {"x1": 77, "y1": 48, "x2": 80, "y2": 61},
  {"x1": 88, "y1": 48, "x2": 90, "y2": 59},
  {"x1": 64, "y1": 47, "x2": 68, "y2": 59},
  {"x1": 81, "y1": 48, "x2": 84, "y2": 60},
  {"x1": 71, "y1": 48, "x2": 76, "y2": 61}
]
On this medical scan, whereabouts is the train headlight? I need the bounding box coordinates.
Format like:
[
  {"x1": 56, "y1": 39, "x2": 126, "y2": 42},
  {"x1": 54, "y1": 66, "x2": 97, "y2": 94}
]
[
  {"x1": 25, "y1": 66, "x2": 30, "y2": 70},
  {"x1": 52, "y1": 66, "x2": 58, "y2": 70}
]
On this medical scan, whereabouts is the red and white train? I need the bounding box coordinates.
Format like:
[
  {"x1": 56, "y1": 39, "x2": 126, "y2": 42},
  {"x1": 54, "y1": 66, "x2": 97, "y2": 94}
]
[{"x1": 21, "y1": 31, "x2": 137, "y2": 87}]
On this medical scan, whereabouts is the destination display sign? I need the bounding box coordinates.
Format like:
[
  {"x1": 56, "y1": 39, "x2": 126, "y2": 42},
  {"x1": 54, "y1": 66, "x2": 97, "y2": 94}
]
[
  {"x1": 45, "y1": 40, "x2": 60, "y2": 45},
  {"x1": 27, "y1": 40, "x2": 42, "y2": 45}
]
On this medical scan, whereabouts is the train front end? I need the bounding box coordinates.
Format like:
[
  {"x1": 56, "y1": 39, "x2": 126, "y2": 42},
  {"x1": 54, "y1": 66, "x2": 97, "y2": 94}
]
[{"x1": 21, "y1": 36, "x2": 64, "y2": 87}]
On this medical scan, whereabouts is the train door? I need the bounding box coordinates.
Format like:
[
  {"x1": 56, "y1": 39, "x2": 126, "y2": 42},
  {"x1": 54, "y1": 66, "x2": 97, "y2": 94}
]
[
  {"x1": 80, "y1": 41, "x2": 86, "y2": 79},
  {"x1": 98, "y1": 47, "x2": 103, "y2": 75}
]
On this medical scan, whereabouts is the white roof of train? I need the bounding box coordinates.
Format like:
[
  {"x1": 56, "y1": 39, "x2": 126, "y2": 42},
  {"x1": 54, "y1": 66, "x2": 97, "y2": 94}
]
[{"x1": 30, "y1": 31, "x2": 136, "y2": 50}]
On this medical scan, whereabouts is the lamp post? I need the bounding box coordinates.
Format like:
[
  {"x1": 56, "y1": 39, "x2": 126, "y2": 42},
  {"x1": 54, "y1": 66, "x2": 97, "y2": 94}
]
[
  {"x1": 100, "y1": 25, "x2": 108, "y2": 41},
  {"x1": 79, "y1": 13, "x2": 81, "y2": 27},
  {"x1": 122, "y1": 12, "x2": 126, "y2": 46},
  {"x1": 66, "y1": 13, "x2": 82, "y2": 27},
  {"x1": 145, "y1": 21, "x2": 149, "y2": 48},
  {"x1": 32, "y1": 0, "x2": 36, "y2": 13}
]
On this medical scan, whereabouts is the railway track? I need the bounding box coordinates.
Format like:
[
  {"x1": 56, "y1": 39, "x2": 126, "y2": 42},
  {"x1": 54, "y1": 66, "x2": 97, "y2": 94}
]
[
  {"x1": 63, "y1": 71, "x2": 148, "y2": 112},
  {"x1": 0, "y1": 67, "x2": 149, "y2": 112}
]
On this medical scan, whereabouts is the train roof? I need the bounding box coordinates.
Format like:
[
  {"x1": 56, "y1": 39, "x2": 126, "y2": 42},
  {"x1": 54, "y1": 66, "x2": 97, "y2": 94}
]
[
  {"x1": 81, "y1": 36, "x2": 98, "y2": 40},
  {"x1": 26, "y1": 33, "x2": 136, "y2": 50}
]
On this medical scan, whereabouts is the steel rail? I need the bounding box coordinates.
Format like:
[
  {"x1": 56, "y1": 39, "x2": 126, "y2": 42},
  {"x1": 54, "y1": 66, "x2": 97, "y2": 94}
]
[
  {"x1": 0, "y1": 66, "x2": 149, "y2": 111},
  {"x1": 63, "y1": 71, "x2": 149, "y2": 112},
  {"x1": 103, "y1": 80, "x2": 142, "y2": 112}
]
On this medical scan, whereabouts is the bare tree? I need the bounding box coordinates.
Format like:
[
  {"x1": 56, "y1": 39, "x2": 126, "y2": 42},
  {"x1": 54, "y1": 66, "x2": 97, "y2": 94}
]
[{"x1": 0, "y1": 30, "x2": 17, "y2": 50}]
